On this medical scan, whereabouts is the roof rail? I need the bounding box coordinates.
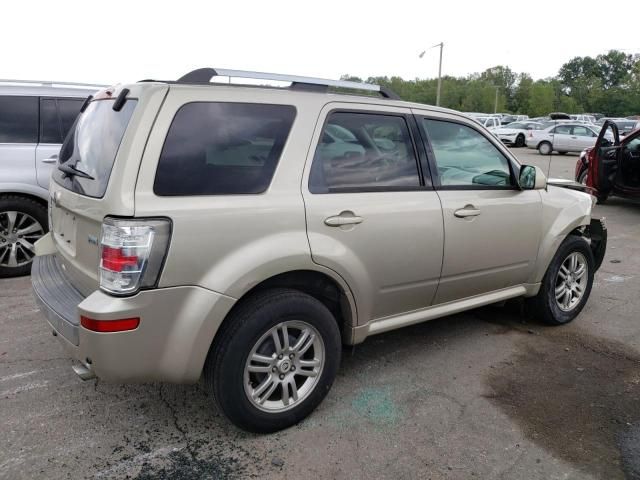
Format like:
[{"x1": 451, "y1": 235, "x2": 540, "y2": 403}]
[
  {"x1": 175, "y1": 68, "x2": 401, "y2": 100},
  {"x1": 0, "y1": 79, "x2": 105, "y2": 89}
]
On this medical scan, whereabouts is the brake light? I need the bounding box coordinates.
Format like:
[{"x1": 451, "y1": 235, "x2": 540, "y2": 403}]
[
  {"x1": 101, "y1": 246, "x2": 139, "y2": 272},
  {"x1": 99, "y1": 217, "x2": 171, "y2": 295},
  {"x1": 81, "y1": 316, "x2": 140, "y2": 332}
]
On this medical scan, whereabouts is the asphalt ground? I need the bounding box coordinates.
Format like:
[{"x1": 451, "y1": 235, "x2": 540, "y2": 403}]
[{"x1": 1, "y1": 148, "x2": 639, "y2": 480}]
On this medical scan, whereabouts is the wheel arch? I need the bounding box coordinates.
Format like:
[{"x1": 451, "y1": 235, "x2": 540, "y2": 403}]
[
  {"x1": 220, "y1": 269, "x2": 357, "y2": 345},
  {"x1": 0, "y1": 190, "x2": 48, "y2": 209}
]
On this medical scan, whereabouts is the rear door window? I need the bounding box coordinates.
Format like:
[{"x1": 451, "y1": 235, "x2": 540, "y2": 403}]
[
  {"x1": 154, "y1": 102, "x2": 296, "y2": 196},
  {"x1": 0, "y1": 96, "x2": 38, "y2": 143},
  {"x1": 40, "y1": 98, "x2": 61, "y2": 143},
  {"x1": 54, "y1": 98, "x2": 137, "y2": 198},
  {"x1": 40, "y1": 97, "x2": 87, "y2": 144},
  {"x1": 58, "y1": 98, "x2": 86, "y2": 140},
  {"x1": 309, "y1": 112, "x2": 420, "y2": 193}
]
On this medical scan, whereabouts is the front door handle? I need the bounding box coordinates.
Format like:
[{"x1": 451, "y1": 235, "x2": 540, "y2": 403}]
[
  {"x1": 454, "y1": 205, "x2": 481, "y2": 218},
  {"x1": 41, "y1": 155, "x2": 58, "y2": 164},
  {"x1": 324, "y1": 212, "x2": 364, "y2": 227}
]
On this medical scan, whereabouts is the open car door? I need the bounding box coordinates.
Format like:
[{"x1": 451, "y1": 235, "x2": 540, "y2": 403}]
[{"x1": 588, "y1": 120, "x2": 620, "y2": 200}]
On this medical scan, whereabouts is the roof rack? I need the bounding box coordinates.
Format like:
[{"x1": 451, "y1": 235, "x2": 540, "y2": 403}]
[
  {"x1": 174, "y1": 68, "x2": 401, "y2": 100},
  {"x1": 0, "y1": 79, "x2": 105, "y2": 89}
]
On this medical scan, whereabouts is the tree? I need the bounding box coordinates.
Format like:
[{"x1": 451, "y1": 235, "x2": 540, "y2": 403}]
[{"x1": 339, "y1": 49, "x2": 640, "y2": 116}]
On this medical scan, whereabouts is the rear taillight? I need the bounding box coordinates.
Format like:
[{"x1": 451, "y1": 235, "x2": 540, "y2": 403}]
[{"x1": 99, "y1": 217, "x2": 171, "y2": 295}]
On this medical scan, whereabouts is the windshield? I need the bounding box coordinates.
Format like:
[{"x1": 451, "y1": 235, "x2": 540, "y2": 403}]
[{"x1": 55, "y1": 98, "x2": 137, "y2": 198}]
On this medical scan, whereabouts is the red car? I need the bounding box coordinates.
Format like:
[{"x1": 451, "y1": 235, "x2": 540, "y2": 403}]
[{"x1": 575, "y1": 120, "x2": 640, "y2": 203}]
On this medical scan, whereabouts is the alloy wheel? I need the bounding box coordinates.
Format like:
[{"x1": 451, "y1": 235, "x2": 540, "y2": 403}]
[
  {"x1": 0, "y1": 211, "x2": 45, "y2": 268},
  {"x1": 554, "y1": 252, "x2": 588, "y2": 312},
  {"x1": 244, "y1": 320, "x2": 325, "y2": 413}
]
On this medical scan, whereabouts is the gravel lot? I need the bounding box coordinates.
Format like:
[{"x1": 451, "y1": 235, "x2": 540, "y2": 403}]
[{"x1": 1, "y1": 148, "x2": 639, "y2": 480}]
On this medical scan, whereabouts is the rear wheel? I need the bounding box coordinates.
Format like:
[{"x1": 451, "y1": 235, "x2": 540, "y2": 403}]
[
  {"x1": 515, "y1": 134, "x2": 525, "y2": 148},
  {"x1": 204, "y1": 288, "x2": 341, "y2": 433},
  {"x1": 0, "y1": 196, "x2": 48, "y2": 278},
  {"x1": 538, "y1": 141, "x2": 553, "y2": 155},
  {"x1": 527, "y1": 236, "x2": 594, "y2": 325}
]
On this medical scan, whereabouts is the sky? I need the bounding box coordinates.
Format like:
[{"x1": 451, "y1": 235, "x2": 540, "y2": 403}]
[{"x1": 2, "y1": 0, "x2": 640, "y2": 86}]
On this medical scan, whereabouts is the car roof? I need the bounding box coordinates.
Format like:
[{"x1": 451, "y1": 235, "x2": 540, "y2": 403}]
[{"x1": 0, "y1": 80, "x2": 104, "y2": 98}]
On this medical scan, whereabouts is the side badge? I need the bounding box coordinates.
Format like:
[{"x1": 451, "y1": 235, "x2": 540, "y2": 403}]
[{"x1": 87, "y1": 235, "x2": 99, "y2": 246}]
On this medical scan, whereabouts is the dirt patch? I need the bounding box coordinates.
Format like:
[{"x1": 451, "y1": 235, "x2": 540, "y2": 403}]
[{"x1": 486, "y1": 330, "x2": 640, "y2": 479}]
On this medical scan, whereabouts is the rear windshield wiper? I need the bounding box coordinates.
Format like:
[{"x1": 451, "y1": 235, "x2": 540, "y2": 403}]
[{"x1": 58, "y1": 163, "x2": 95, "y2": 180}]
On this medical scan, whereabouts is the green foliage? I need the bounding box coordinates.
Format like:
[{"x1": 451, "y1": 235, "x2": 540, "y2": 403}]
[{"x1": 345, "y1": 50, "x2": 640, "y2": 116}]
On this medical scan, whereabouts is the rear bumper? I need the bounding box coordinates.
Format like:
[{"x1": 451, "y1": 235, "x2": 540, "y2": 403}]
[{"x1": 31, "y1": 254, "x2": 236, "y2": 383}]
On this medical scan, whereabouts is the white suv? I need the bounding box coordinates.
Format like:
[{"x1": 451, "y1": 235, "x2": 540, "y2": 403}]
[{"x1": 0, "y1": 80, "x2": 100, "y2": 276}]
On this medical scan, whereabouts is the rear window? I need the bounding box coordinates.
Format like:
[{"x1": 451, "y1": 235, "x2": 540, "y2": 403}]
[
  {"x1": 154, "y1": 102, "x2": 296, "y2": 196},
  {"x1": 54, "y1": 98, "x2": 137, "y2": 198},
  {"x1": 0, "y1": 96, "x2": 38, "y2": 143}
]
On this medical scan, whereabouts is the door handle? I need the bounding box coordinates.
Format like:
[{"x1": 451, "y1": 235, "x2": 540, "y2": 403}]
[
  {"x1": 42, "y1": 155, "x2": 58, "y2": 164},
  {"x1": 324, "y1": 212, "x2": 364, "y2": 227},
  {"x1": 454, "y1": 205, "x2": 481, "y2": 218}
]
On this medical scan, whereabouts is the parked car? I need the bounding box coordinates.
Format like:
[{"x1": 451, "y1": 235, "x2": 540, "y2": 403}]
[
  {"x1": 500, "y1": 114, "x2": 529, "y2": 125},
  {"x1": 570, "y1": 114, "x2": 596, "y2": 124},
  {"x1": 526, "y1": 122, "x2": 605, "y2": 155},
  {"x1": 575, "y1": 120, "x2": 640, "y2": 203},
  {"x1": 0, "y1": 80, "x2": 101, "y2": 277},
  {"x1": 474, "y1": 116, "x2": 502, "y2": 129},
  {"x1": 493, "y1": 121, "x2": 543, "y2": 147},
  {"x1": 31, "y1": 68, "x2": 607, "y2": 433}
]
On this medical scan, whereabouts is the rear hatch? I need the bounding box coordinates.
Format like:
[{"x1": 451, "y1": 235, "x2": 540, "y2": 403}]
[{"x1": 49, "y1": 84, "x2": 168, "y2": 296}]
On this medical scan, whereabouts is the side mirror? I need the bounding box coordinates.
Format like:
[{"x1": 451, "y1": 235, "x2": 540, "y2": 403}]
[{"x1": 519, "y1": 165, "x2": 547, "y2": 190}]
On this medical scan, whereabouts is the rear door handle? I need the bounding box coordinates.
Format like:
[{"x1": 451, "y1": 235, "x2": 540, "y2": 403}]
[
  {"x1": 324, "y1": 212, "x2": 364, "y2": 227},
  {"x1": 454, "y1": 206, "x2": 481, "y2": 218},
  {"x1": 41, "y1": 155, "x2": 58, "y2": 164}
]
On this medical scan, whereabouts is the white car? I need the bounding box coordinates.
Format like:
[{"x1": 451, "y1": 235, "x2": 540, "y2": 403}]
[
  {"x1": 474, "y1": 116, "x2": 502, "y2": 130},
  {"x1": 526, "y1": 123, "x2": 604, "y2": 155},
  {"x1": 493, "y1": 121, "x2": 544, "y2": 147},
  {"x1": 570, "y1": 114, "x2": 596, "y2": 124}
]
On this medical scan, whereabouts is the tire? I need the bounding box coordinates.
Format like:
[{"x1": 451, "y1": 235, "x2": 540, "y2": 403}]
[
  {"x1": 577, "y1": 169, "x2": 588, "y2": 185},
  {"x1": 558, "y1": 151, "x2": 568, "y2": 155},
  {"x1": 0, "y1": 195, "x2": 48, "y2": 278},
  {"x1": 538, "y1": 141, "x2": 553, "y2": 155},
  {"x1": 204, "y1": 288, "x2": 341, "y2": 433},
  {"x1": 527, "y1": 236, "x2": 594, "y2": 326},
  {"x1": 515, "y1": 134, "x2": 525, "y2": 148}
]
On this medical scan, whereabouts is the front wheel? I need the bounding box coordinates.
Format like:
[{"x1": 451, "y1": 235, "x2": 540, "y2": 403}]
[
  {"x1": 527, "y1": 236, "x2": 594, "y2": 325},
  {"x1": 204, "y1": 289, "x2": 341, "y2": 433},
  {"x1": 538, "y1": 141, "x2": 553, "y2": 155},
  {"x1": 577, "y1": 169, "x2": 588, "y2": 185}
]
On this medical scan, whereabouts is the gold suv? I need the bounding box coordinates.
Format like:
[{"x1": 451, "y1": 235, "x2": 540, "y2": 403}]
[{"x1": 31, "y1": 68, "x2": 607, "y2": 432}]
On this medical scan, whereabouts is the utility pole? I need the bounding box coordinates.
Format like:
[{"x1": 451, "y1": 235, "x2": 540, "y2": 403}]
[
  {"x1": 419, "y1": 42, "x2": 444, "y2": 107},
  {"x1": 436, "y1": 42, "x2": 443, "y2": 107},
  {"x1": 494, "y1": 86, "x2": 499, "y2": 114}
]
